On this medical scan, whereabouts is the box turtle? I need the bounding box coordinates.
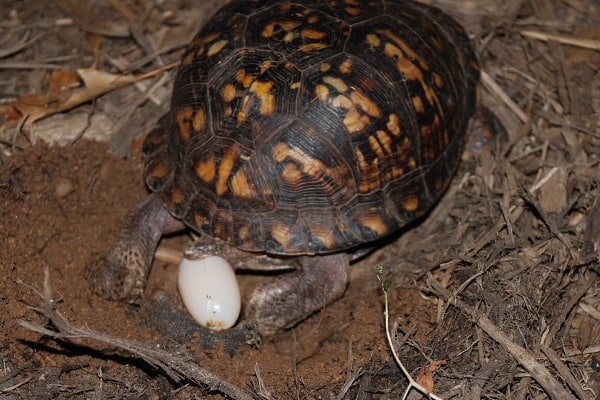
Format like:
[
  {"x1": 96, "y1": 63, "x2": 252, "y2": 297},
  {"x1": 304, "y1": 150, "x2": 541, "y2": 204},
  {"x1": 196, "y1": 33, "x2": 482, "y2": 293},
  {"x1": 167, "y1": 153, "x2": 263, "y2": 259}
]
[{"x1": 90, "y1": 0, "x2": 495, "y2": 335}]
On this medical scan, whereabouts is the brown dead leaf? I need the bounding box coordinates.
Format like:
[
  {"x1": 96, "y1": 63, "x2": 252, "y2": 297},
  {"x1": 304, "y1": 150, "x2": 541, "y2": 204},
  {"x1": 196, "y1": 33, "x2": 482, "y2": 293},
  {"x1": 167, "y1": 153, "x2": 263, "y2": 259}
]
[
  {"x1": 417, "y1": 359, "x2": 447, "y2": 392},
  {"x1": 48, "y1": 69, "x2": 82, "y2": 91},
  {"x1": 88, "y1": 34, "x2": 103, "y2": 69},
  {"x1": 1, "y1": 63, "x2": 178, "y2": 125}
]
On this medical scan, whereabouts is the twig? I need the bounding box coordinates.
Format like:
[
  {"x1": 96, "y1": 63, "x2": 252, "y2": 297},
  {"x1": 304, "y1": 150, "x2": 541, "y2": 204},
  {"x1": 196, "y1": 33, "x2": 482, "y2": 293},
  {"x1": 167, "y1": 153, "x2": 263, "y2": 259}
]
[
  {"x1": 18, "y1": 268, "x2": 252, "y2": 400},
  {"x1": 336, "y1": 340, "x2": 363, "y2": 400},
  {"x1": 251, "y1": 363, "x2": 276, "y2": 400},
  {"x1": 520, "y1": 30, "x2": 600, "y2": 51},
  {"x1": 541, "y1": 346, "x2": 589, "y2": 400},
  {"x1": 427, "y1": 275, "x2": 577, "y2": 400},
  {"x1": 481, "y1": 70, "x2": 529, "y2": 123},
  {"x1": 377, "y1": 265, "x2": 444, "y2": 400}
]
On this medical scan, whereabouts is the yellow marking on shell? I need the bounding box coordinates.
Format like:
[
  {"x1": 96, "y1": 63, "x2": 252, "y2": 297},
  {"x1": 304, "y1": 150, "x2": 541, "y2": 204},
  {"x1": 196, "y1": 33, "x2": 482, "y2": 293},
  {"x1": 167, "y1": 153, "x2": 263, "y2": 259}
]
[
  {"x1": 222, "y1": 83, "x2": 236, "y2": 102},
  {"x1": 238, "y1": 224, "x2": 250, "y2": 241},
  {"x1": 384, "y1": 166, "x2": 404, "y2": 181},
  {"x1": 387, "y1": 114, "x2": 401, "y2": 136},
  {"x1": 176, "y1": 106, "x2": 194, "y2": 142},
  {"x1": 301, "y1": 29, "x2": 326, "y2": 40},
  {"x1": 339, "y1": 59, "x2": 353, "y2": 74},
  {"x1": 320, "y1": 63, "x2": 332, "y2": 72},
  {"x1": 170, "y1": 187, "x2": 185, "y2": 205},
  {"x1": 433, "y1": 72, "x2": 444, "y2": 88},
  {"x1": 216, "y1": 144, "x2": 239, "y2": 196},
  {"x1": 408, "y1": 157, "x2": 417, "y2": 170},
  {"x1": 332, "y1": 94, "x2": 353, "y2": 109},
  {"x1": 366, "y1": 33, "x2": 381, "y2": 47},
  {"x1": 412, "y1": 96, "x2": 425, "y2": 114},
  {"x1": 195, "y1": 157, "x2": 216, "y2": 183},
  {"x1": 307, "y1": 15, "x2": 319, "y2": 24},
  {"x1": 249, "y1": 80, "x2": 276, "y2": 116},
  {"x1": 261, "y1": 21, "x2": 301, "y2": 38},
  {"x1": 281, "y1": 162, "x2": 303, "y2": 184},
  {"x1": 231, "y1": 169, "x2": 256, "y2": 199},
  {"x1": 207, "y1": 40, "x2": 228, "y2": 57},
  {"x1": 355, "y1": 147, "x2": 380, "y2": 193},
  {"x1": 310, "y1": 226, "x2": 336, "y2": 249},
  {"x1": 378, "y1": 30, "x2": 429, "y2": 71},
  {"x1": 271, "y1": 221, "x2": 292, "y2": 248},
  {"x1": 149, "y1": 162, "x2": 169, "y2": 179},
  {"x1": 199, "y1": 32, "x2": 221, "y2": 44},
  {"x1": 273, "y1": 142, "x2": 350, "y2": 191},
  {"x1": 299, "y1": 43, "x2": 328, "y2": 52},
  {"x1": 283, "y1": 32, "x2": 295, "y2": 42},
  {"x1": 183, "y1": 32, "x2": 221, "y2": 65},
  {"x1": 236, "y1": 69, "x2": 253, "y2": 88},
  {"x1": 350, "y1": 89, "x2": 381, "y2": 117},
  {"x1": 193, "y1": 211, "x2": 207, "y2": 227},
  {"x1": 315, "y1": 84, "x2": 329, "y2": 101},
  {"x1": 260, "y1": 59, "x2": 273, "y2": 75},
  {"x1": 237, "y1": 96, "x2": 250, "y2": 124},
  {"x1": 345, "y1": 7, "x2": 361, "y2": 16},
  {"x1": 402, "y1": 195, "x2": 419, "y2": 212},
  {"x1": 379, "y1": 29, "x2": 443, "y2": 117},
  {"x1": 193, "y1": 108, "x2": 206, "y2": 131},
  {"x1": 323, "y1": 76, "x2": 349, "y2": 92},
  {"x1": 344, "y1": 108, "x2": 371, "y2": 133},
  {"x1": 358, "y1": 214, "x2": 388, "y2": 236},
  {"x1": 290, "y1": 81, "x2": 301, "y2": 90},
  {"x1": 375, "y1": 130, "x2": 393, "y2": 154},
  {"x1": 318, "y1": 75, "x2": 381, "y2": 134},
  {"x1": 368, "y1": 135, "x2": 385, "y2": 160},
  {"x1": 383, "y1": 42, "x2": 422, "y2": 81}
]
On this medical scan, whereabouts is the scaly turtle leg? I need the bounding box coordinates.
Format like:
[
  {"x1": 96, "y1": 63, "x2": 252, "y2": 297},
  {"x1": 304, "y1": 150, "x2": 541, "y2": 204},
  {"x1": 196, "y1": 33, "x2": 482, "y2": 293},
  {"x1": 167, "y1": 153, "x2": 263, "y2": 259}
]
[
  {"x1": 88, "y1": 193, "x2": 184, "y2": 300},
  {"x1": 245, "y1": 253, "x2": 350, "y2": 335}
]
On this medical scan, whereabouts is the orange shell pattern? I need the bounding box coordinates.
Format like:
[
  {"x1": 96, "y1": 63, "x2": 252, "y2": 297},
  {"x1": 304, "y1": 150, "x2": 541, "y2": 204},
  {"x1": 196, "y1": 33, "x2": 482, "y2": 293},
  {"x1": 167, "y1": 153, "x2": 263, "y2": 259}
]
[{"x1": 143, "y1": 0, "x2": 480, "y2": 255}]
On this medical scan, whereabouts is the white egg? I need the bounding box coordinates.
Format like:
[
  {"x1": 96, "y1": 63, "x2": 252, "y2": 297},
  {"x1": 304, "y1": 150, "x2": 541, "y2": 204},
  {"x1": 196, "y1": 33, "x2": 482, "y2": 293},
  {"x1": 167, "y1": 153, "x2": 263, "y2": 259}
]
[{"x1": 177, "y1": 255, "x2": 241, "y2": 331}]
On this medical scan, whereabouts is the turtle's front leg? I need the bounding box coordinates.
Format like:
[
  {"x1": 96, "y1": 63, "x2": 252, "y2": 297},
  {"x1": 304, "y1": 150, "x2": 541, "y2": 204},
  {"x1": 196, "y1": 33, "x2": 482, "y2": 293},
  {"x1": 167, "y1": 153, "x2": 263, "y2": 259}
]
[
  {"x1": 88, "y1": 193, "x2": 184, "y2": 300},
  {"x1": 246, "y1": 253, "x2": 350, "y2": 335}
]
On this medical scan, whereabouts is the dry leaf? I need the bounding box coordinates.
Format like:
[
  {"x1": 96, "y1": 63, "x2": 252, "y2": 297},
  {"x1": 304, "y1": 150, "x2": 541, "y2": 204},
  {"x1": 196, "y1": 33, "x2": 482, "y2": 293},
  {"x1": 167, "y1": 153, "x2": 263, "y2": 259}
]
[
  {"x1": 1, "y1": 63, "x2": 177, "y2": 125},
  {"x1": 417, "y1": 359, "x2": 447, "y2": 392},
  {"x1": 48, "y1": 69, "x2": 82, "y2": 91}
]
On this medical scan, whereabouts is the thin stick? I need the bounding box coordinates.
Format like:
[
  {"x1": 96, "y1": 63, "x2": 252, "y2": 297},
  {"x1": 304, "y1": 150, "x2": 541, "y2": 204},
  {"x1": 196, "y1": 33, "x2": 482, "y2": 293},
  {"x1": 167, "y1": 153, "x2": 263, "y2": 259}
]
[{"x1": 377, "y1": 265, "x2": 444, "y2": 400}]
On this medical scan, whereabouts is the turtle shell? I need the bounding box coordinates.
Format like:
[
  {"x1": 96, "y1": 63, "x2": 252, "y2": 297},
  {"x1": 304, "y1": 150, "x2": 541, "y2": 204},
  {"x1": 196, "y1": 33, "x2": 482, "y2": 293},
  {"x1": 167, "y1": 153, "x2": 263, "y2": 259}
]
[{"x1": 142, "y1": 0, "x2": 480, "y2": 255}]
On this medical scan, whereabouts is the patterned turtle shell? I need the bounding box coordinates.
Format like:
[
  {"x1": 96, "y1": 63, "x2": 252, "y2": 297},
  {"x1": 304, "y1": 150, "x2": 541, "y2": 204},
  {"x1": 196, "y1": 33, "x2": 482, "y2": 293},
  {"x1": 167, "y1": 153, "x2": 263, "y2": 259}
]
[{"x1": 142, "y1": 0, "x2": 480, "y2": 255}]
